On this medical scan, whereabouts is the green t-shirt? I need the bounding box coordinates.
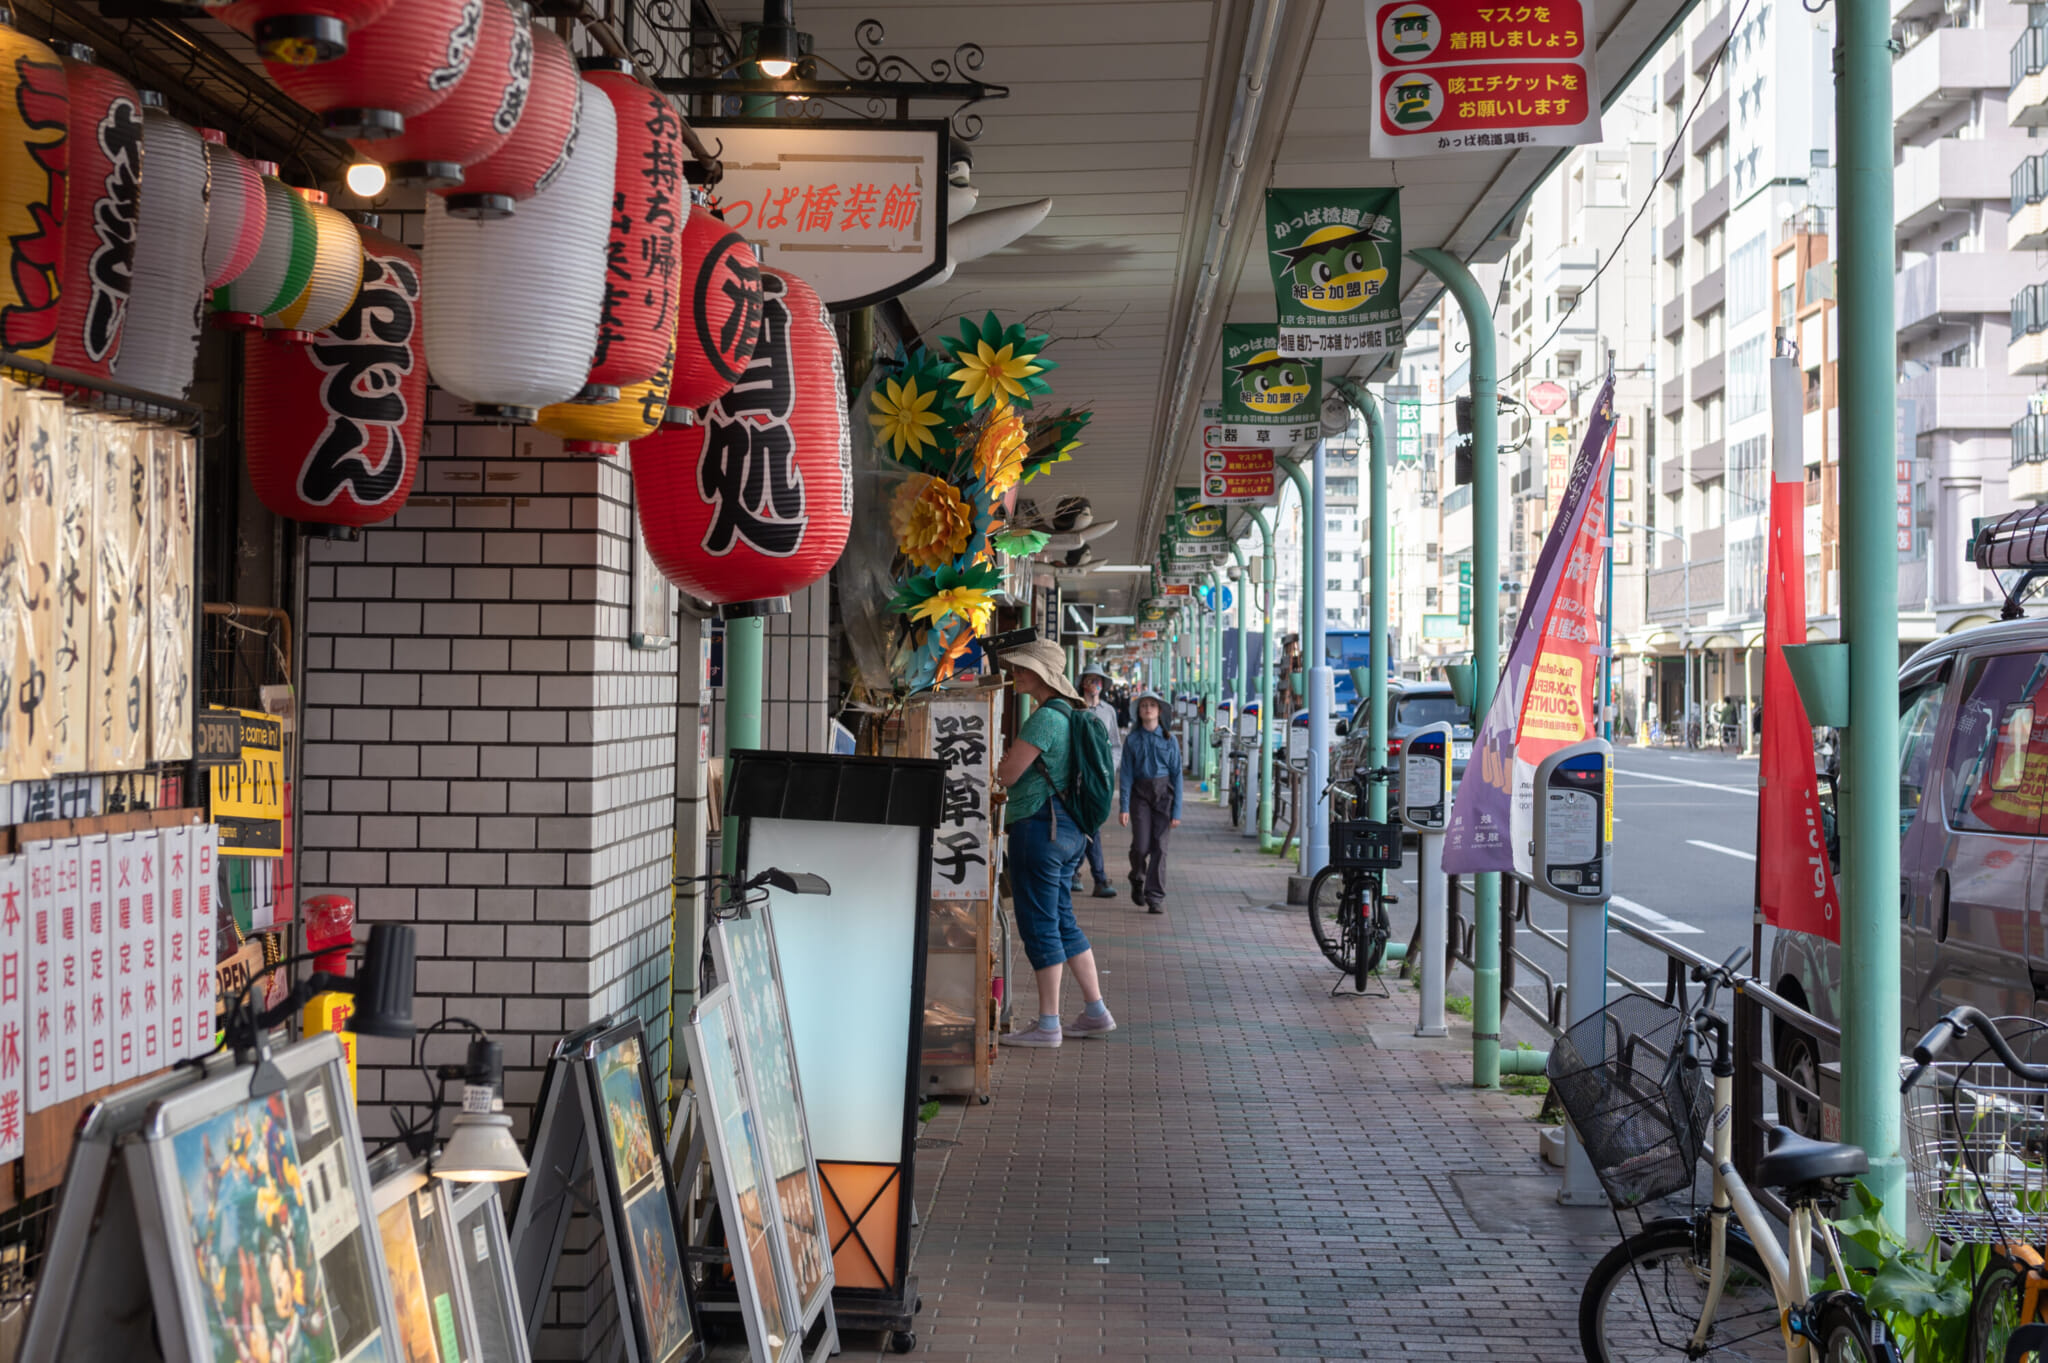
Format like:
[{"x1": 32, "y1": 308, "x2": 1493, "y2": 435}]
[{"x1": 1005, "y1": 701, "x2": 1074, "y2": 826}]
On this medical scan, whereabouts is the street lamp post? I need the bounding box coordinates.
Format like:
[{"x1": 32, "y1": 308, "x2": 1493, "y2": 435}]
[{"x1": 1619, "y1": 520, "x2": 1688, "y2": 747}]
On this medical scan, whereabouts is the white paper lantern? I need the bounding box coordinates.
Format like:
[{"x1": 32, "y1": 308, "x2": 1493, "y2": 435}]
[
  {"x1": 423, "y1": 80, "x2": 614, "y2": 421},
  {"x1": 117, "y1": 97, "x2": 210, "y2": 399},
  {"x1": 266, "y1": 188, "x2": 362, "y2": 338},
  {"x1": 200, "y1": 131, "x2": 267, "y2": 289}
]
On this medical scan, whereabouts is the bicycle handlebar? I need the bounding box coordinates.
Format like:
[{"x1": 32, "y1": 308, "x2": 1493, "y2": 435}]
[{"x1": 1902, "y1": 1005, "x2": 2048, "y2": 1092}]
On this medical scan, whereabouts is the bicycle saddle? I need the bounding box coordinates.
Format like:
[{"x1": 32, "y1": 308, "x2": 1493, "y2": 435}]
[{"x1": 1753, "y1": 1124, "x2": 1868, "y2": 1188}]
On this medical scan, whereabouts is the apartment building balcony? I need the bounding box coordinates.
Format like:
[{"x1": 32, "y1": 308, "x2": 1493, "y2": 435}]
[
  {"x1": 1896, "y1": 252, "x2": 2015, "y2": 339},
  {"x1": 1690, "y1": 438, "x2": 1726, "y2": 483},
  {"x1": 1692, "y1": 9, "x2": 1729, "y2": 73},
  {"x1": 1902, "y1": 364, "x2": 2039, "y2": 434},
  {"x1": 1663, "y1": 50, "x2": 1686, "y2": 105},
  {"x1": 1691, "y1": 176, "x2": 1729, "y2": 236},
  {"x1": 1662, "y1": 374, "x2": 1686, "y2": 417},
  {"x1": 1690, "y1": 93, "x2": 1730, "y2": 154},
  {"x1": 1692, "y1": 353, "x2": 1726, "y2": 399},
  {"x1": 1691, "y1": 266, "x2": 1726, "y2": 318},
  {"x1": 2014, "y1": 412, "x2": 2048, "y2": 502},
  {"x1": 2013, "y1": 153, "x2": 2048, "y2": 248},
  {"x1": 2013, "y1": 24, "x2": 2048, "y2": 124},
  {"x1": 1895, "y1": 28, "x2": 2010, "y2": 139},
  {"x1": 1662, "y1": 294, "x2": 1686, "y2": 338},
  {"x1": 1542, "y1": 243, "x2": 1598, "y2": 305},
  {"x1": 2011, "y1": 281, "x2": 2048, "y2": 373},
  {"x1": 1659, "y1": 458, "x2": 1687, "y2": 496},
  {"x1": 1896, "y1": 139, "x2": 2012, "y2": 234},
  {"x1": 1662, "y1": 215, "x2": 1685, "y2": 260}
]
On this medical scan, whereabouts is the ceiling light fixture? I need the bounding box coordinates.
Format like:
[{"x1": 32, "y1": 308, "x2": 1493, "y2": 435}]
[{"x1": 751, "y1": 0, "x2": 800, "y2": 77}]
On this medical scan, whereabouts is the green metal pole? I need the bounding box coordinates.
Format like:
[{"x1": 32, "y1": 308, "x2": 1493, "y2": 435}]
[
  {"x1": 1412, "y1": 246, "x2": 1501, "y2": 1090},
  {"x1": 1209, "y1": 571, "x2": 1224, "y2": 792},
  {"x1": 720, "y1": 613, "x2": 765, "y2": 875},
  {"x1": 1334, "y1": 380, "x2": 1392, "y2": 823},
  {"x1": 1836, "y1": 0, "x2": 1904, "y2": 1222},
  {"x1": 1255, "y1": 511, "x2": 1279, "y2": 851},
  {"x1": 1276, "y1": 454, "x2": 1314, "y2": 693}
]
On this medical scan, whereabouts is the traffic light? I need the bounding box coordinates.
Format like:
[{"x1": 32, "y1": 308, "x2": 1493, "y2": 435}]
[{"x1": 1453, "y1": 394, "x2": 1474, "y2": 486}]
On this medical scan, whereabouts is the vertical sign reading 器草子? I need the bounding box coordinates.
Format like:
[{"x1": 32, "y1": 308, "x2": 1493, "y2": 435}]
[
  {"x1": 1265, "y1": 188, "x2": 1403, "y2": 361},
  {"x1": 927, "y1": 698, "x2": 992, "y2": 901},
  {"x1": 1367, "y1": 0, "x2": 1601, "y2": 158}
]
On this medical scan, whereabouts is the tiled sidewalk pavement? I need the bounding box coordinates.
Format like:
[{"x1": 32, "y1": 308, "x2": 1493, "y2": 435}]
[{"x1": 867, "y1": 782, "x2": 1617, "y2": 1362}]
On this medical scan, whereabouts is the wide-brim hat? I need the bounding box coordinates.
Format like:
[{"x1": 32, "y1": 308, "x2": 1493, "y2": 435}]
[
  {"x1": 1133, "y1": 689, "x2": 1170, "y2": 719},
  {"x1": 1001, "y1": 637, "x2": 1081, "y2": 703},
  {"x1": 1079, "y1": 663, "x2": 1110, "y2": 683}
]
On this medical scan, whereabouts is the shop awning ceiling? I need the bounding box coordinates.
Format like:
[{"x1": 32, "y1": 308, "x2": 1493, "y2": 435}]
[{"x1": 803, "y1": 0, "x2": 1691, "y2": 598}]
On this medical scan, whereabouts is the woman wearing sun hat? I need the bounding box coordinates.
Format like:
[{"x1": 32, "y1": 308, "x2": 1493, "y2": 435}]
[{"x1": 993, "y1": 638, "x2": 1115, "y2": 1048}]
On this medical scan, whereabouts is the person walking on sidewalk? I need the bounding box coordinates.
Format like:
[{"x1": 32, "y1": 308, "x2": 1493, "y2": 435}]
[
  {"x1": 994, "y1": 639, "x2": 1116, "y2": 1048},
  {"x1": 1076, "y1": 665, "x2": 1122, "y2": 899},
  {"x1": 1119, "y1": 690, "x2": 1183, "y2": 914}
]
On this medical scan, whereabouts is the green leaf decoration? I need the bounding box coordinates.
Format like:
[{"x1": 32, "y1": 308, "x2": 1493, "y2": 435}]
[
  {"x1": 887, "y1": 562, "x2": 1003, "y2": 618},
  {"x1": 994, "y1": 528, "x2": 1050, "y2": 557},
  {"x1": 1020, "y1": 407, "x2": 1093, "y2": 483}
]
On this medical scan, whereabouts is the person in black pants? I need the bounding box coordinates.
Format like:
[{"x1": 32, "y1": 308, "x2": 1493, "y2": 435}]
[{"x1": 1118, "y1": 691, "x2": 1183, "y2": 914}]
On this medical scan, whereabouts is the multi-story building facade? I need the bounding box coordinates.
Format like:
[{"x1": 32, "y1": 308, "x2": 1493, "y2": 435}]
[{"x1": 2001, "y1": 3, "x2": 2048, "y2": 555}]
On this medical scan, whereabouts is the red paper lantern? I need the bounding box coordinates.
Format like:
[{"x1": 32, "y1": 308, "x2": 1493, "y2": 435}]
[
  {"x1": 52, "y1": 45, "x2": 139, "y2": 381},
  {"x1": 632, "y1": 268, "x2": 850, "y2": 607},
  {"x1": 666, "y1": 195, "x2": 762, "y2": 415},
  {"x1": 439, "y1": 17, "x2": 574, "y2": 219},
  {"x1": 244, "y1": 224, "x2": 422, "y2": 526},
  {"x1": 263, "y1": 0, "x2": 481, "y2": 141},
  {"x1": 0, "y1": 17, "x2": 69, "y2": 362},
  {"x1": 350, "y1": 0, "x2": 526, "y2": 189},
  {"x1": 577, "y1": 60, "x2": 685, "y2": 398},
  {"x1": 203, "y1": 0, "x2": 397, "y2": 66}
]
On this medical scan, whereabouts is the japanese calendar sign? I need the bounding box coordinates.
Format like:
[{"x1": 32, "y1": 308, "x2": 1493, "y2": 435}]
[
  {"x1": 0, "y1": 855, "x2": 18, "y2": 1160},
  {"x1": 700, "y1": 119, "x2": 949, "y2": 310},
  {"x1": 1265, "y1": 188, "x2": 1403, "y2": 360},
  {"x1": 24, "y1": 841, "x2": 52, "y2": 1111},
  {"x1": 927, "y1": 698, "x2": 992, "y2": 901},
  {"x1": 1367, "y1": 0, "x2": 1600, "y2": 157},
  {"x1": 1216, "y1": 323, "x2": 1321, "y2": 445},
  {"x1": 81, "y1": 834, "x2": 109, "y2": 1091}
]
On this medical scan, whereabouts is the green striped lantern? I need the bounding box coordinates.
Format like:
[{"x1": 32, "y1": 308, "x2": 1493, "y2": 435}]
[{"x1": 211, "y1": 165, "x2": 318, "y2": 328}]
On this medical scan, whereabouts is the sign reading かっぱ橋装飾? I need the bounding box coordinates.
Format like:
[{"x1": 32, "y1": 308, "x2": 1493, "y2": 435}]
[{"x1": 1367, "y1": 0, "x2": 1600, "y2": 158}]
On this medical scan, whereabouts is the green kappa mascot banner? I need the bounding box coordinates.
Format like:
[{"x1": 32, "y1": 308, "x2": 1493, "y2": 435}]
[
  {"x1": 1265, "y1": 188, "x2": 1403, "y2": 360},
  {"x1": 1215, "y1": 323, "x2": 1321, "y2": 447}
]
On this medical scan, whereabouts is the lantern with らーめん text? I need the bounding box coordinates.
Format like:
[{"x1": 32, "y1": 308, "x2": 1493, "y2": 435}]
[
  {"x1": 243, "y1": 222, "x2": 422, "y2": 527},
  {"x1": 349, "y1": 0, "x2": 526, "y2": 190},
  {"x1": 438, "y1": 15, "x2": 574, "y2": 219},
  {"x1": 200, "y1": 130, "x2": 266, "y2": 290},
  {"x1": 264, "y1": 188, "x2": 362, "y2": 341},
  {"x1": 115, "y1": 94, "x2": 208, "y2": 399},
  {"x1": 212, "y1": 167, "x2": 315, "y2": 330},
  {"x1": 632, "y1": 267, "x2": 850, "y2": 608},
  {"x1": 263, "y1": 0, "x2": 481, "y2": 141},
  {"x1": 422, "y1": 77, "x2": 613, "y2": 421},
  {"x1": 575, "y1": 59, "x2": 685, "y2": 400},
  {"x1": 202, "y1": 0, "x2": 396, "y2": 66},
  {"x1": 53, "y1": 44, "x2": 139, "y2": 381},
  {"x1": 665, "y1": 193, "x2": 761, "y2": 416},
  {"x1": 0, "y1": 11, "x2": 67, "y2": 362},
  {"x1": 535, "y1": 346, "x2": 673, "y2": 455}
]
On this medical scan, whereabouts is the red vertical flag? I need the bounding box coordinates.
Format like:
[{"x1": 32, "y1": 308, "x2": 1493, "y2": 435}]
[{"x1": 1758, "y1": 356, "x2": 1840, "y2": 940}]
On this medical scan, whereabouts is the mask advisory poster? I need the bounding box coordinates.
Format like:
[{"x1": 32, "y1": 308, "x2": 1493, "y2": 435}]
[{"x1": 1366, "y1": 0, "x2": 1602, "y2": 156}]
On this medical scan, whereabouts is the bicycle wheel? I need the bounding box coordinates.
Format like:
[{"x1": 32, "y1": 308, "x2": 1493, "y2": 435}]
[
  {"x1": 1967, "y1": 1261, "x2": 2028, "y2": 1363},
  {"x1": 1306, "y1": 867, "x2": 1356, "y2": 971},
  {"x1": 1814, "y1": 1297, "x2": 1898, "y2": 1363},
  {"x1": 1580, "y1": 1222, "x2": 1779, "y2": 1362},
  {"x1": 1360, "y1": 892, "x2": 1391, "y2": 975}
]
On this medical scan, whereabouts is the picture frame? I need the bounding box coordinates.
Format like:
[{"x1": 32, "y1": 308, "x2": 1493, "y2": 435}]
[
  {"x1": 369, "y1": 1153, "x2": 481, "y2": 1363},
  {"x1": 445, "y1": 1181, "x2": 529, "y2": 1363},
  {"x1": 124, "y1": 1032, "x2": 402, "y2": 1363}
]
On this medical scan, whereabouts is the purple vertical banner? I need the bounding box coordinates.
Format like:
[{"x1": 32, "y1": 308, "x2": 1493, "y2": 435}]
[{"x1": 1442, "y1": 376, "x2": 1617, "y2": 873}]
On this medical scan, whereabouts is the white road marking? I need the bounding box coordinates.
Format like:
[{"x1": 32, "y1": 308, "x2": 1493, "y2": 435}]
[
  {"x1": 1609, "y1": 895, "x2": 1704, "y2": 935},
  {"x1": 1615, "y1": 768, "x2": 1759, "y2": 799},
  {"x1": 1687, "y1": 839, "x2": 1756, "y2": 862}
]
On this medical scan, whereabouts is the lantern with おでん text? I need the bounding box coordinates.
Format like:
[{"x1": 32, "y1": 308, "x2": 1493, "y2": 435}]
[
  {"x1": 439, "y1": 16, "x2": 573, "y2": 219},
  {"x1": 202, "y1": 0, "x2": 396, "y2": 66},
  {"x1": 575, "y1": 60, "x2": 684, "y2": 400},
  {"x1": 0, "y1": 13, "x2": 66, "y2": 362},
  {"x1": 212, "y1": 168, "x2": 315, "y2": 330},
  {"x1": 265, "y1": 188, "x2": 362, "y2": 340},
  {"x1": 665, "y1": 194, "x2": 761, "y2": 416},
  {"x1": 263, "y1": 0, "x2": 480, "y2": 141},
  {"x1": 631, "y1": 268, "x2": 850, "y2": 607},
  {"x1": 349, "y1": 0, "x2": 526, "y2": 190},
  {"x1": 535, "y1": 346, "x2": 672, "y2": 455},
  {"x1": 422, "y1": 78, "x2": 613, "y2": 421},
  {"x1": 116, "y1": 95, "x2": 207, "y2": 399},
  {"x1": 244, "y1": 223, "x2": 422, "y2": 526},
  {"x1": 199, "y1": 131, "x2": 266, "y2": 289},
  {"x1": 52, "y1": 45, "x2": 138, "y2": 382}
]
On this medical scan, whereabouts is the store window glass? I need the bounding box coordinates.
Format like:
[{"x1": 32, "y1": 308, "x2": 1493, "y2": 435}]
[{"x1": 1944, "y1": 652, "x2": 2048, "y2": 836}]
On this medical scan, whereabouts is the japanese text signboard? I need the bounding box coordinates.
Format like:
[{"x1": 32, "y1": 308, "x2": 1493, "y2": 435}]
[
  {"x1": 1216, "y1": 323, "x2": 1322, "y2": 446},
  {"x1": 927, "y1": 698, "x2": 992, "y2": 901},
  {"x1": 1204, "y1": 446, "x2": 1276, "y2": 474},
  {"x1": 1395, "y1": 400, "x2": 1422, "y2": 468},
  {"x1": 1202, "y1": 471, "x2": 1280, "y2": 505},
  {"x1": 1265, "y1": 188, "x2": 1403, "y2": 360},
  {"x1": 701, "y1": 119, "x2": 949, "y2": 311},
  {"x1": 1367, "y1": 0, "x2": 1600, "y2": 157}
]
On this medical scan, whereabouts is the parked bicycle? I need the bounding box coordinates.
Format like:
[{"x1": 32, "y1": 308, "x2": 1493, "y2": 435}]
[
  {"x1": 1559, "y1": 948, "x2": 1901, "y2": 1362},
  {"x1": 1306, "y1": 766, "x2": 1397, "y2": 996}
]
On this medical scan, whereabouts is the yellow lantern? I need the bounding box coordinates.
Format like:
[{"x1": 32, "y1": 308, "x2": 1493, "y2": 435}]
[
  {"x1": 0, "y1": 15, "x2": 67, "y2": 360},
  {"x1": 535, "y1": 348, "x2": 676, "y2": 455}
]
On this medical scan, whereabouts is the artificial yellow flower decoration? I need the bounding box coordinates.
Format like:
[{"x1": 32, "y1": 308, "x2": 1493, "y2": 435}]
[
  {"x1": 910, "y1": 584, "x2": 995, "y2": 635},
  {"x1": 974, "y1": 407, "x2": 1028, "y2": 498},
  {"x1": 890, "y1": 474, "x2": 974, "y2": 571},
  {"x1": 870, "y1": 373, "x2": 946, "y2": 462},
  {"x1": 950, "y1": 340, "x2": 1044, "y2": 409}
]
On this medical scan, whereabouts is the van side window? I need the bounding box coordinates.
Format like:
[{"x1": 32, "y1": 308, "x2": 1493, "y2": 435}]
[
  {"x1": 1900, "y1": 681, "x2": 1946, "y2": 832},
  {"x1": 1943, "y1": 652, "x2": 2048, "y2": 836}
]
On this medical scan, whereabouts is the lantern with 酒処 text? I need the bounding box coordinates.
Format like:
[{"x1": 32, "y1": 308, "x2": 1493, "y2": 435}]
[
  {"x1": 203, "y1": 0, "x2": 396, "y2": 66},
  {"x1": 422, "y1": 79, "x2": 613, "y2": 421},
  {"x1": 212, "y1": 168, "x2": 315, "y2": 330},
  {"x1": 575, "y1": 60, "x2": 684, "y2": 399},
  {"x1": 53, "y1": 44, "x2": 139, "y2": 381},
  {"x1": 117, "y1": 95, "x2": 208, "y2": 399},
  {"x1": 438, "y1": 16, "x2": 573, "y2": 219},
  {"x1": 0, "y1": 13, "x2": 67, "y2": 362},
  {"x1": 265, "y1": 188, "x2": 362, "y2": 340},
  {"x1": 666, "y1": 194, "x2": 762, "y2": 416},
  {"x1": 350, "y1": 0, "x2": 526, "y2": 190},
  {"x1": 536, "y1": 347, "x2": 673, "y2": 455},
  {"x1": 200, "y1": 131, "x2": 266, "y2": 289},
  {"x1": 244, "y1": 222, "x2": 422, "y2": 526},
  {"x1": 264, "y1": 0, "x2": 481, "y2": 140},
  {"x1": 632, "y1": 267, "x2": 850, "y2": 607}
]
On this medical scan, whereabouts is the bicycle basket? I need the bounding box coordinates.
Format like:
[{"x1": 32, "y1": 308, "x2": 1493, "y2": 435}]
[
  {"x1": 1331, "y1": 819, "x2": 1401, "y2": 870},
  {"x1": 1546, "y1": 994, "x2": 1712, "y2": 1208},
  {"x1": 1905, "y1": 1060, "x2": 2048, "y2": 1244}
]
